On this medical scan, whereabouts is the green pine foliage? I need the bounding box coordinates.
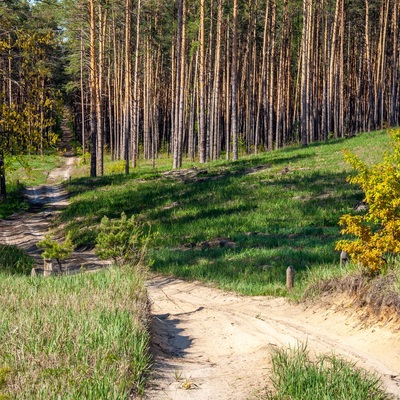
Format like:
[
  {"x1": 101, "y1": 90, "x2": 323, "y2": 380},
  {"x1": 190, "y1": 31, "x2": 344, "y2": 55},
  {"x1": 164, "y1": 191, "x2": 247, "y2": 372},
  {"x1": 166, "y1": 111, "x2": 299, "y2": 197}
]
[
  {"x1": 37, "y1": 233, "x2": 74, "y2": 265},
  {"x1": 95, "y1": 212, "x2": 152, "y2": 266}
]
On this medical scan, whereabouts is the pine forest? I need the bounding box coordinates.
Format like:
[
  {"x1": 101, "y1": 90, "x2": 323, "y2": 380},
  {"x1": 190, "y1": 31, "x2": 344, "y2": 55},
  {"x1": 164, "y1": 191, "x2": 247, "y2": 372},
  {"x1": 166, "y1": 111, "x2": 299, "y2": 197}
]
[{"x1": 1, "y1": 0, "x2": 400, "y2": 178}]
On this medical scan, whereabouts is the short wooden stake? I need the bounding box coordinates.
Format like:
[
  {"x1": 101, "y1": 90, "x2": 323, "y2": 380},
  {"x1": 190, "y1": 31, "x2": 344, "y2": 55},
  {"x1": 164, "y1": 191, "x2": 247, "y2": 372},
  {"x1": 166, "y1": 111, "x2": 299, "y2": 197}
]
[
  {"x1": 340, "y1": 251, "x2": 349, "y2": 267},
  {"x1": 43, "y1": 259, "x2": 54, "y2": 277},
  {"x1": 286, "y1": 266, "x2": 294, "y2": 291}
]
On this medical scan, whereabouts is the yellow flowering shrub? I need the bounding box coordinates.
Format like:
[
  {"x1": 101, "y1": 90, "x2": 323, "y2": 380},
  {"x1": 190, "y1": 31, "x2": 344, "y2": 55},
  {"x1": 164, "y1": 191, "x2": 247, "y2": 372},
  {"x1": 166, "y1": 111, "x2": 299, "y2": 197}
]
[{"x1": 336, "y1": 128, "x2": 400, "y2": 273}]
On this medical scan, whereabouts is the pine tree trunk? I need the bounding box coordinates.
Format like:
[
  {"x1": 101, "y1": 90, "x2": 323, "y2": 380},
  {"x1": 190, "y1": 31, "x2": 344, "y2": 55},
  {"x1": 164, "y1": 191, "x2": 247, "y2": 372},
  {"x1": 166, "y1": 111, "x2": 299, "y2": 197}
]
[
  {"x1": 89, "y1": 0, "x2": 97, "y2": 177},
  {"x1": 390, "y1": 0, "x2": 399, "y2": 126},
  {"x1": 124, "y1": 0, "x2": 131, "y2": 175},
  {"x1": 198, "y1": 0, "x2": 206, "y2": 163},
  {"x1": 255, "y1": 0, "x2": 269, "y2": 154},
  {"x1": 0, "y1": 154, "x2": 6, "y2": 201},
  {"x1": 231, "y1": 0, "x2": 238, "y2": 161}
]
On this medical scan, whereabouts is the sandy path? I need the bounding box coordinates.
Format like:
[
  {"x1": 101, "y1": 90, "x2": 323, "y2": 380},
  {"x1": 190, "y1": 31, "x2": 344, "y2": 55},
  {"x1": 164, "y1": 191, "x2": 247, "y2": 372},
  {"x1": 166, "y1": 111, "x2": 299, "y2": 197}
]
[
  {"x1": 0, "y1": 158, "x2": 74, "y2": 262},
  {"x1": 146, "y1": 276, "x2": 400, "y2": 400},
  {"x1": 0, "y1": 117, "x2": 108, "y2": 272}
]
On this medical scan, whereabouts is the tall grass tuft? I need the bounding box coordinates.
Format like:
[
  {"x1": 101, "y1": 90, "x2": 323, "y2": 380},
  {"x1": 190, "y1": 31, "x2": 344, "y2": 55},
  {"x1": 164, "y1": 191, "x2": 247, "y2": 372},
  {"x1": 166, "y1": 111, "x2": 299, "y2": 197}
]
[
  {"x1": 266, "y1": 344, "x2": 390, "y2": 400},
  {"x1": 0, "y1": 266, "x2": 152, "y2": 399},
  {"x1": 0, "y1": 245, "x2": 35, "y2": 275}
]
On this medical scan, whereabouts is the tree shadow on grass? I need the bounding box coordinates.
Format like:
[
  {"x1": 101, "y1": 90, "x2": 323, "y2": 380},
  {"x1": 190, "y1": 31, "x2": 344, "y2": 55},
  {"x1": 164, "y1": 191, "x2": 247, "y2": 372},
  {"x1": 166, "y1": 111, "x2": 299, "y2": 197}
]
[{"x1": 150, "y1": 229, "x2": 339, "y2": 295}]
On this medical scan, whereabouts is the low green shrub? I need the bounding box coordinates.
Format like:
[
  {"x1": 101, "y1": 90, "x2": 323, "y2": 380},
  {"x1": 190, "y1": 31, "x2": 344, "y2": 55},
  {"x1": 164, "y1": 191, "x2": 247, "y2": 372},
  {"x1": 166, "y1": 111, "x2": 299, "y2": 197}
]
[
  {"x1": 95, "y1": 212, "x2": 152, "y2": 266},
  {"x1": 37, "y1": 233, "x2": 74, "y2": 268}
]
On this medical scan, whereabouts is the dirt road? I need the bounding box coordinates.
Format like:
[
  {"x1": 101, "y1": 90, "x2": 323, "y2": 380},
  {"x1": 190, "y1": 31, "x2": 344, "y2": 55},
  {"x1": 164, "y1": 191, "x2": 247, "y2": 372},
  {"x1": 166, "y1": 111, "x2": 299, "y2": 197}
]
[
  {"x1": 146, "y1": 276, "x2": 400, "y2": 400},
  {"x1": 0, "y1": 141, "x2": 107, "y2": 272}
]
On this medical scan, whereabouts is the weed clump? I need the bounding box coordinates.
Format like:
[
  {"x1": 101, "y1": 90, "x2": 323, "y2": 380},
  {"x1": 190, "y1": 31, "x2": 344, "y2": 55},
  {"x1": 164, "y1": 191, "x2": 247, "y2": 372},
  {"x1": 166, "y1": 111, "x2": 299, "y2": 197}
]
[
  {"x1": 0, "y1": 245, "x2": 34, "y2": 275},
  {"x1": 0, "y1": 365, "x2": 11, "y2": 400}
]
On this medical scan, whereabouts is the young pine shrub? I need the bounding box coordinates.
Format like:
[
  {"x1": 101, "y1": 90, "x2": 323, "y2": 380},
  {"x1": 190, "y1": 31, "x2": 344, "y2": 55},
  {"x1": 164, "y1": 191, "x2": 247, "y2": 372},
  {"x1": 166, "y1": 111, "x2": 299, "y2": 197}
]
[
  {"x1": 336, "y1": 128, "x2": 400, "y2": 273},
  {"x1": 37, "y1": 233, "x2": 74, "y2": 269},
  {"x1": 95, "y1": 212, "x2": 152, "y2": 266}
]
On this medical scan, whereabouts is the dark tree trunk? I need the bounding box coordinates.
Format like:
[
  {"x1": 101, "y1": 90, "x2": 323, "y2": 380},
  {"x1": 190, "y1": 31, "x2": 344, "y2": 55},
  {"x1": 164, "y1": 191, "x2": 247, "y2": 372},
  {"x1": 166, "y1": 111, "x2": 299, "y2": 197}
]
[{"x1": 0, "y1": 156, "x2": 6, "y2": 200}]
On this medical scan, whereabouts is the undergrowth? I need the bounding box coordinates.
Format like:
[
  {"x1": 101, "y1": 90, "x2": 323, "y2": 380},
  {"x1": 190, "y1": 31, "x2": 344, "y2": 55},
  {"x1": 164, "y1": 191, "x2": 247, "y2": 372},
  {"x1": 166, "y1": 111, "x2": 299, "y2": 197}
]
[{"x1": 0, "y1": 245, "x2": 35, "y2": 275}]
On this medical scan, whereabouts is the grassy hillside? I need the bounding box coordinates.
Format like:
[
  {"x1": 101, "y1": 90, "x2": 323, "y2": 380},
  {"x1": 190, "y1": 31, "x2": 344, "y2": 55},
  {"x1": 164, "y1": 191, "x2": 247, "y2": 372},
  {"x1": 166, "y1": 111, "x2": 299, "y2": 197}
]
[
  {"x1": 59, "y1": 130, "x2": 390, "y2": 296},
  {"x1": 0, "y1": 130, "x2": 394, "y2": 399}
]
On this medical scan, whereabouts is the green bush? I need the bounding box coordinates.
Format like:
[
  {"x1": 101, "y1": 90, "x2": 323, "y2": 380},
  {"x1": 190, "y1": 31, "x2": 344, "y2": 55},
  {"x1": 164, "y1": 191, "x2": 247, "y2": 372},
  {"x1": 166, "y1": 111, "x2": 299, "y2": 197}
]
[
  {"x1": 37, "y1": 233, "x2": 74, "y2": 268},
  {"x1": 95, "y1": 212, "x2": 151, "y2": 266}
]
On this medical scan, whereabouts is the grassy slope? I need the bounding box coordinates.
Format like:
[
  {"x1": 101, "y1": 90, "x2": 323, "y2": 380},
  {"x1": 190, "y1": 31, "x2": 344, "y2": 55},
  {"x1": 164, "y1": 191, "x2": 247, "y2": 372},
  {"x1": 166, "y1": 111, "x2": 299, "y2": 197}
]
[
  {"x1": 60, "y1": 130, "x2": 390, "y2": 296},
  {"x1": 0, "y1": 131, "x2": 393, "y2": 399}
]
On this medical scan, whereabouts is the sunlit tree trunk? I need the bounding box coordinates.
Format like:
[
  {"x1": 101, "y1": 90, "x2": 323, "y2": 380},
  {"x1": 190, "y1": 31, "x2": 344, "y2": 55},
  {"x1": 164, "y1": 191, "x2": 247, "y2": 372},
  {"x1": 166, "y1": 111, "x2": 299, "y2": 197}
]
[
  {"x1": 198, "y1": 0, "x2": 206, "y2": 163},
  {"x1": 231, "y1": 0, "x2": 238, "y2": 160},
  {"x1": 123, "y1": 0, "x2": 131, "y2": 174},
  {"x1": 89, "y1": 0, "x2": 97, "y2": 177}
]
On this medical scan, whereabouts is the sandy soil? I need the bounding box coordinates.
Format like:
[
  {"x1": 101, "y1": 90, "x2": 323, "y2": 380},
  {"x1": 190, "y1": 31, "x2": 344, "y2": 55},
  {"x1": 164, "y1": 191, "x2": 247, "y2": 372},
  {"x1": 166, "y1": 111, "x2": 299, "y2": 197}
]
[{"x1": 146, "y1": 276, "x2": 400, "y2": 400}]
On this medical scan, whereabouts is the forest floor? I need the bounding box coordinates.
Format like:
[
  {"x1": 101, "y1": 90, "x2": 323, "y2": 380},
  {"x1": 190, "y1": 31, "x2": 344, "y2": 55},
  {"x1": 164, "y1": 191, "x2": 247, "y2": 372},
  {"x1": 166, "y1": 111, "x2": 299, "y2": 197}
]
[{"x1": 1, "y1": 125, "x2": 400, "y2": 399}]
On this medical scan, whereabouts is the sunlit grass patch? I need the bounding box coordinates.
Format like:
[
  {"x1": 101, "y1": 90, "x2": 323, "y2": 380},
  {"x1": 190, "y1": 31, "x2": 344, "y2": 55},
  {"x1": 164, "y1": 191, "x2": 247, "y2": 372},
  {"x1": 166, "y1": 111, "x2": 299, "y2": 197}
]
[
  {"x1": 266, "y1": 344, "x2": 390, "y2": 400},
  {"x1": 0, "y1": 266, "x2": 151, "y2": 399}
]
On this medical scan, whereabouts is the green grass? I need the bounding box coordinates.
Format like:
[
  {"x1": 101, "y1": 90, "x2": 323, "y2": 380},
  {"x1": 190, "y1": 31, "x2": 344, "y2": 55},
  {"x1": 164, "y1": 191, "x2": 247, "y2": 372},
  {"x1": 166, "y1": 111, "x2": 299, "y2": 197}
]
[
  {"x1": 0, "y1": 245, "x2": 35, "y2": 275},
  {"x1": 266, "y1": 344, "x2": 390, "y2": 399},
  {"x1": 0, "y1": 154, "x2": 63, "y2": 218},
  {"x1": 57, "y1": 130, "x2": 391, "y2": 296},
  {"x1": 0, "y1": 266, "x2": 151, "y2": 399}
]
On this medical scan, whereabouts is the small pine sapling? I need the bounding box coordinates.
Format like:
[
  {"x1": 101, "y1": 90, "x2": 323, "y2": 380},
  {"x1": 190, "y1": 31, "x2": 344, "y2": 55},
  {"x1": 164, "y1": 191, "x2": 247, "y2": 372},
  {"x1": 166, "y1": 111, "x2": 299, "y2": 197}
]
[
  {"x1": 37, "y1": 232, "x2": 74, "y2": 269},
  {"x1": 95, "y1": 212, "x2": 151, "y2": 266}
]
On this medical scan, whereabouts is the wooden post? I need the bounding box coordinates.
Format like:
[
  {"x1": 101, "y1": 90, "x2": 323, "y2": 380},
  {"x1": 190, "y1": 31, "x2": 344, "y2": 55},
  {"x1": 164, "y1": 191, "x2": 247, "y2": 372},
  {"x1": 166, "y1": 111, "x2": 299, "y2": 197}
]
[
  {"x1": 43, "y1": 259, "x2": 53, "y2": 277},
  {"x1": 340, "y1": 251, "x2": 349, "y2": 266},
  {"x1": 286, "y1": 266, "x2": 294, "y2": 291}
]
